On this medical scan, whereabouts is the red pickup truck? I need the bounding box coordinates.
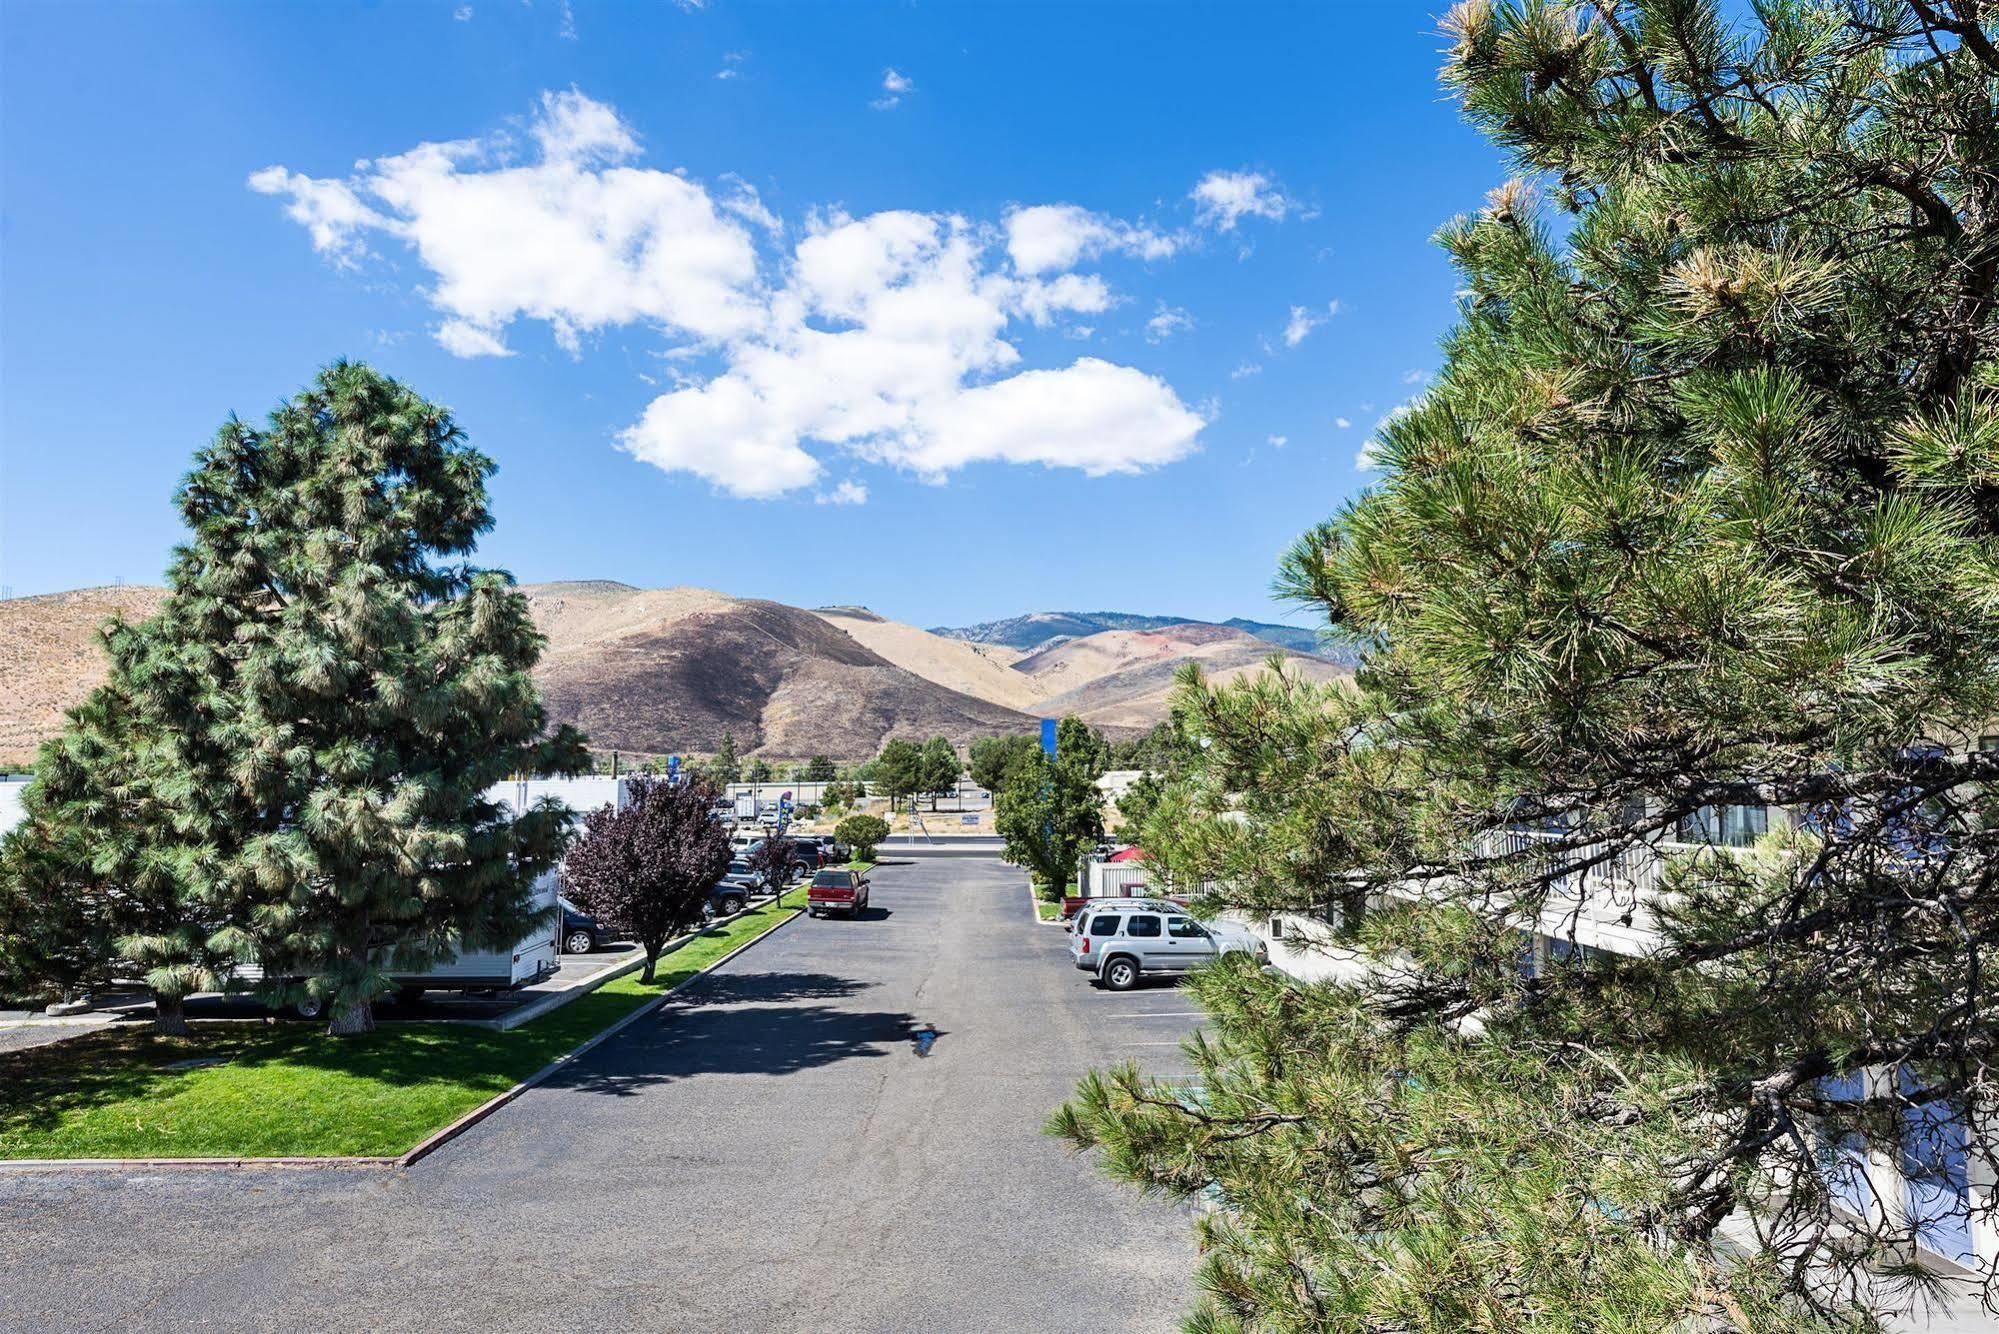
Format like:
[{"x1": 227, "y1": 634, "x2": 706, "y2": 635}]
[{"x1": 807, "y1": 868, "x2": 871, "y2": 918}]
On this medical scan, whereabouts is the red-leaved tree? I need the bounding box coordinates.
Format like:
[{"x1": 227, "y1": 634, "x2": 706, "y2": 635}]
[{"x1": 561, "y1": 776, "x2": 732, "y2": 982}]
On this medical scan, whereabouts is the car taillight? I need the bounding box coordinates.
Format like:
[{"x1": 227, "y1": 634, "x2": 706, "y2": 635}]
[{"x1": 1080, "y1": 937, "x2": 1090, "y2": 954}]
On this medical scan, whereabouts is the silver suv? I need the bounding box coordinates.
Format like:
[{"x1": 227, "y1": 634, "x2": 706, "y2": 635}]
[{"x1": 1070, "y1": 906, "x2": 1267, "y2": 990}]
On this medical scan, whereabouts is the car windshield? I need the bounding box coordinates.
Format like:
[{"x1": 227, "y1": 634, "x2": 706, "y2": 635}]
[{"x1": 728, "y1": 861, "x2": 750, "y2": 874}]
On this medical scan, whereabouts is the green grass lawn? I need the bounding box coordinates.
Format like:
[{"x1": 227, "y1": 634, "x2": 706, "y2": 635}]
[
  {"x1": 0, "y1": 888, "x2": 805, "y2": 1161},
  {"x1": 1034, "y1": 900, "x2": 1061, "y2": 921}
]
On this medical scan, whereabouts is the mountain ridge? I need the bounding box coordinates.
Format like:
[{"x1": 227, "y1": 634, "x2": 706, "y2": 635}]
[
  {"x1": 0, "y1": 583, "x2": 1352, "y2": 767},
  {"x1": 931, "y1": 609, "x2": 1341, "y2": 657}
]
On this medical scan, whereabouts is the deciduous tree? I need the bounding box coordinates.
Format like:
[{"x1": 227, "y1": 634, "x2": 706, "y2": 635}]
[
  {"x1": 918, "y1": 736, "x2": 960, "y2": 810},
  {"x1": 834, "y1": 814, "x2": 888, "y2": 863},
  {"x1": 967, "y1": 733, "x2": 1039, "y2": 794},
  {"x1": 562, "y1": 776, "x2": 731, "y2": 982},
  {"x1": 995, "y1": 717, "x2": 1106, "y2": 897},
  {"x1": 874, "y1": 738, "x2": 923, "y2": 809}
]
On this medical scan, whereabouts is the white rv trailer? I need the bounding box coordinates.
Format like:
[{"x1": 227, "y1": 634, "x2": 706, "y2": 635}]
[{"x1": 229, "y1": 777, "x2": 633, "y2": 1009}]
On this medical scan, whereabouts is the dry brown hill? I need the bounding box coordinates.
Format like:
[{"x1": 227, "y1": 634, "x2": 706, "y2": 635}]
[
  {"x1": 0, "y1": 586, "x2": 169, "y2": 768},
  {"x1": 521, "y1": 582, "x2": 1039, "y2": 759},
  {"x1": 0, "y1": 584, "x2": 1336, "y2": 768},
  {"x1": 811, "y1": 607, "x2": 1045, "y2": 712},
  {"x1": 1020, "y1": 622, "x2": 1352, "y2": 729}
]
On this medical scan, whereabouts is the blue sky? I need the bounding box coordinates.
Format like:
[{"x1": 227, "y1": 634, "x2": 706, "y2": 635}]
[{"x1": 1, "y1": 1, "x2": 1500, "y2": 628}]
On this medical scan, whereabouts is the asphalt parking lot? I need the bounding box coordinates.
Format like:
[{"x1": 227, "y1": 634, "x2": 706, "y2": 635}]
[{"x1": 0, "y1": 858, "x2": 1203, "y2": 1334}]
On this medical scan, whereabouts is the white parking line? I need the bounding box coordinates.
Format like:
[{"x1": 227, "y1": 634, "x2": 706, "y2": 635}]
[{"x1": 1101, "y1": 1012, "x2": 1205, "y2": 1020}]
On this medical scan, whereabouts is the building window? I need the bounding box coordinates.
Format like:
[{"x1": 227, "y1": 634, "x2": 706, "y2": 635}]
[{"x1": 1674, "y1": 804, "x2": 1769, "y2": 848}]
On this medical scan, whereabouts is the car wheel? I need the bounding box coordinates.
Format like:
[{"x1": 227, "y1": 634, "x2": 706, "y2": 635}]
[
  {"x1": 563, "y1": 929, "x2": 595, "y2": 955},
  {"x1": 1103, "y1": 957, "x2": 1140, "y2": 992},
  {"x1": 721, "y1": 895, "x2": 745, "y2": 916},
  {"x1": 293, "y1": 994, "x2": 324, "y2": 1019}
]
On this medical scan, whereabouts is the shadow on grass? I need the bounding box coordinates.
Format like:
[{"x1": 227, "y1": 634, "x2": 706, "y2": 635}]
[{"x1": 0, "y1": 897, "x2": 809, "y2": 1152}]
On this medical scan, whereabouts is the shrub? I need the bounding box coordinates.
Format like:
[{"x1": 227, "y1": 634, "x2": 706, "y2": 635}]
[{"x1": 834, "y1": 814, "x2": 889, "y2": 863}]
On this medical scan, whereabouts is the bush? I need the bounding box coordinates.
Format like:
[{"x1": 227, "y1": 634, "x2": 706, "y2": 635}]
[{"x1": 834, "y1": 814, "x2": 889, "y2": 863}]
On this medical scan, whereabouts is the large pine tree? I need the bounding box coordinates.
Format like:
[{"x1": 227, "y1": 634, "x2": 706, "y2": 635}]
[
  {"x1": 5, "y1": 362, "x2": 585, "y2": 1036},
  {"x1": 1057, "y1": 3, "x2": 1999, "y2": 1327}
]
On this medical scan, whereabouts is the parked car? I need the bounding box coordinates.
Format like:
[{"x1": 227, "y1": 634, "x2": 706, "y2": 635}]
[
  {"x1": 1059, "y1": 895, "x2": 1181, "y2": 932},
  {"x1": 719, "y1": 858, "x2": 768, "y2": 896},
  {"x1": 739, "y1": 837, "x2": 819, "y2": 879},
  {"x1": 560, "y1": 897, "x2": 603, "y2": 954},
  {"x1": 1070, "y1": 906, "x2": 1267, "y2": 991},
  {"x1": 807, "y1": 868, "x2": 870, "y2": 918},
  {"x1": 809, "y1": 834, "x2": 851, "y2": 864},
  {"x1": 705, "y1": 878, "x2": 751, "y2": 919}
]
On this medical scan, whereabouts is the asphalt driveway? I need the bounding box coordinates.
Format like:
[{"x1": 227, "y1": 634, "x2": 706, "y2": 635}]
[{"x1": 0, "y1": 858, "x2": 1202, "y2": 1333}]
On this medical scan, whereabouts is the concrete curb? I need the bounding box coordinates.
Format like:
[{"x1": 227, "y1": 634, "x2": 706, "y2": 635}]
[
  {"x1": 1027, "y1": 881, "x2": 1065, "y2": 927},
  {"x1": 483, "y1": 891, "x2": 779, "y2": 1032},
  {"x1": 0, "y1": 896, "x2": 806, "y2": 1177},
  {"x1": 398, "y1": 898, "x2": 803, "y2": 1168},
  {"x1": 0, "y1": 1154, "x2": 401, "y2": 1172}
]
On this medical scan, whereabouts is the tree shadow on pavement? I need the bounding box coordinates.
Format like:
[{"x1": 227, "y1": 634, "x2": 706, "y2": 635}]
[
  {"x1": 552, "y1": 975, "x2": 919, "y2": 1097},
  {"x1": 670, "y1": 971, "x2": 874, "y2": 1006}
]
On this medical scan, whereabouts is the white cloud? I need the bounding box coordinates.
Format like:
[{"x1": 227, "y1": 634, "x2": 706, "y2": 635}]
[
  {"x1": 1283, "y1": 306, "x2": 1317, "y2": 347},
  {"x1": 251, "y1": 90, "x2": 764, "y2": 359},
  {"x1": 873, "y1": 68, "x2": 913, "y2": 109},
  {"x1": 454, "y1": 5, "x2": 473, "y2": 19},
  {"x1": 1190, "y1": 169, "x2": 1292, "y2": 231},
  {"x1": 1402, "y1": 368, "x2": 1429, "y2": 385},
  {"x1": 435, "y1": 320, "x2": 514, "y2": 358},
  {"x1": 717, "y1": 50, "x2": 746, "y2": 80},
  {"x1": 1334, "y1": 416, "x2": 1351, "y2": 429},
  {"x1": 816, "y1": 480, "x2": 869, "y2": 506},
  {"x1": 1281, "y1": 299, "x2": 1339, "y2": 348},
  {"x1": 558, "y1": 0, "x2": 577, "y2": 40},
  {"x1": 257, "y1": 92, "x2": 1208, "y2": 499},
  {"x1": 1146, "y1": 303, "x2": 1193, "y2": 343},
  {"x1": 1231, "y1": 361, "x2": 1262, "y2": 380},
  {"x1": 246, "y1": 167, "x2": 385, "y2": 268},
  {"x1": 1267, "y1": 434, "x2": 1287, "y2": 449},
  {"x1": 1003, "y1": 204, "x2": 1181, "y2": 275}
]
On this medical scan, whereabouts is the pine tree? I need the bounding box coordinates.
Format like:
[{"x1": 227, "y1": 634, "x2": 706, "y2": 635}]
[
  {"x1": 1, "y1": 668, "x2": 230, "y2": 1034},
  {"x1": 1056, "y1": 3, "x2": 1999, "y2": 1327},
  {"x1": 8, "y1": 362, "x2": 586, "y2": 1037},
  {"x1": 711, "y1": 730, "x2": 742, "y2": 786}
]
